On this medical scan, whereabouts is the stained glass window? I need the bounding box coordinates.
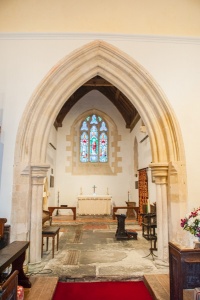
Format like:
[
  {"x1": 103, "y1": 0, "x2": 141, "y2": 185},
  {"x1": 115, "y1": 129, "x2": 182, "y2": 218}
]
[{"x1": 80, "y1": 114, "x2": 108, "y2": 163}]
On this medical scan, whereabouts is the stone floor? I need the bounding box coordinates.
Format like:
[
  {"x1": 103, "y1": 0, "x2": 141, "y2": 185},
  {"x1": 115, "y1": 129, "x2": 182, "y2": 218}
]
[{"x1": 28, "y1": 215, "x2": 169, "y2": 282}]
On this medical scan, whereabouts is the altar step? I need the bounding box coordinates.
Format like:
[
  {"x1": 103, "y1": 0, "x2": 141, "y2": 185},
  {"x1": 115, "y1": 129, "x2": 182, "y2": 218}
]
[
  {"x1": 24, "y1": 276, "x2": 58, "y2": 300},
  {"x1": 24, "y1": 274, "x2": 194, "y2": 300},
  {"x1": 144, "y1": 274, "x2": 194, "y2": 300}
]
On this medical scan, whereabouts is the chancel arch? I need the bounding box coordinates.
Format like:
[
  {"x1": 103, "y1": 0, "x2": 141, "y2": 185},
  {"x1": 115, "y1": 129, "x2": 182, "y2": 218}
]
[{"x1": 11, "y1": 40, "x2": 186, "y2": 264}]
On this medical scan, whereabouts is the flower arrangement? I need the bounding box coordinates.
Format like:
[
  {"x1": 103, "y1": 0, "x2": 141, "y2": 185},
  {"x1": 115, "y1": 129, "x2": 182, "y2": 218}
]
[{"x1": 180, "y1": 207, "x2": 200, "y2": 237}]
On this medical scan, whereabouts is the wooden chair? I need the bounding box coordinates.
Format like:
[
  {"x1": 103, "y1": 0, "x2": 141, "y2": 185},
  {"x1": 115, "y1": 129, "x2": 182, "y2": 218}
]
[
  {"x1": 42, "y1": 226, "x2": 60, "y2": 258},
  {"x1": 0, "y1": 270, "x2": 19, "y2": 300}
]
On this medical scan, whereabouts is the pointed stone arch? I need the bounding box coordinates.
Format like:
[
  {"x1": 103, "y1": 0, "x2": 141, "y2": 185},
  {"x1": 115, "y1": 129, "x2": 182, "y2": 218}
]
[{"x1": 12, "y1": 40, "x2": 187, "y2": 264}]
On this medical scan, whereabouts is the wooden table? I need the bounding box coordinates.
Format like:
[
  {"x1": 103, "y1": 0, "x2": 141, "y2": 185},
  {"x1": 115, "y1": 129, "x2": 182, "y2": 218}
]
[
  {"x1": 0, "y1": 241, "x2": 31, "y2": 288},
  {"x1": 48, "y1": 206, "x2": 76, "y2": 220}
]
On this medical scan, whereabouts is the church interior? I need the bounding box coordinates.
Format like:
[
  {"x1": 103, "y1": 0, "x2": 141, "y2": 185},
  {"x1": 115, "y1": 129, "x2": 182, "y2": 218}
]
[{"x1": 0, "y1": 1, "x2": 200, "y2": 299}]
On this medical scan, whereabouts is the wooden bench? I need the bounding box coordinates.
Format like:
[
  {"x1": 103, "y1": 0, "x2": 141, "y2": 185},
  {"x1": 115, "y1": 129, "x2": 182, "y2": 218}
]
[
  {"x1": 0, "y1": 241, "x2": 31, "y2": 288},
  {"x1": 48, "y1": 206, "x2": 76, "y2": 221},
  {"x1": 112, "y1": 206, "x2": 139, "y2": 220},
  {"x1": 42, "y1": 226, "x2": 60, "y2": 259}
]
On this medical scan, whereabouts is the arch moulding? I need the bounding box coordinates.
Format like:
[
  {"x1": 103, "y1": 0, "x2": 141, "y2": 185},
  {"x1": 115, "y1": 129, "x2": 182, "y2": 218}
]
[{"x1": 12, "y1": 40, "x2": 187, "y2": 263}]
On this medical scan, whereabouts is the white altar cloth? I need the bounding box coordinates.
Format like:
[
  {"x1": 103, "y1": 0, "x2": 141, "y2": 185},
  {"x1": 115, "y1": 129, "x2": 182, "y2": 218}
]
[{"x1": 77, "y1": 195, "x2": 112, "y2": 215}]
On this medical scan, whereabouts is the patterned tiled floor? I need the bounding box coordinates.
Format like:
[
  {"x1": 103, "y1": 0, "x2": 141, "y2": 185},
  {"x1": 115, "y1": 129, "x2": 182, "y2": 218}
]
[{"x1": 53, "y1": 215, "x2": 139, "y2": 232}]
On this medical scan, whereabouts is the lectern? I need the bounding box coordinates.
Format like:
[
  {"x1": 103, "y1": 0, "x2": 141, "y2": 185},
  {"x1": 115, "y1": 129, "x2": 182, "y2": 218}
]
[
  {"x1": 125, "y1": 201, "x2": 136, "y2": 218},
  {"x1": 115, "y1": 214, "x2": 137, "y2": 240}
]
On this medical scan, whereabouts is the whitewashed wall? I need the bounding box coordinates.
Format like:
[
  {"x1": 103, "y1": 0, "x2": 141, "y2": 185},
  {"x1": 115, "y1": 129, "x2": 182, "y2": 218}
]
[{"x1": 0, "y1": 34, "x2": 200, "y2": 221}]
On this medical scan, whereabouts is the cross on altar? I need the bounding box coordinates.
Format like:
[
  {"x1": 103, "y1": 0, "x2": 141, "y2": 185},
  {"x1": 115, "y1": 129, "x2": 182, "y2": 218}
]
[{"x1": 92, "y1": 185, "x2": 97, "y2": 194}]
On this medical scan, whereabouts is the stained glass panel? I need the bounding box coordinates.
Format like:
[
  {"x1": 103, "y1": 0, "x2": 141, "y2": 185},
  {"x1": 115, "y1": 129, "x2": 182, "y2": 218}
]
[
  {"x1": 90, "y1": 125, "x2": 98, "y2": 162},
  {"x1": 80, "y1": 132, "x2": 89, "y2": 162},
  {"x1": 81, "y1": 121, "x2": 88, "y2": 131},
  {"x1": 99, "y1": 132, "x2": 108, "y2": 162},
  {"x1": 100, "y1": 121, "x2": 107, "y2": 131},
  {"x1": 90, "y1": 114, "x2": 98, "y2": 124}
]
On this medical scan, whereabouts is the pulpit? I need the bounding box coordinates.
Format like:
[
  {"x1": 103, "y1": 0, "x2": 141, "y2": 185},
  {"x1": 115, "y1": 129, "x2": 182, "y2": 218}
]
[{"x1": 78, "y1": 195, "x2": 112, "y2": 215}]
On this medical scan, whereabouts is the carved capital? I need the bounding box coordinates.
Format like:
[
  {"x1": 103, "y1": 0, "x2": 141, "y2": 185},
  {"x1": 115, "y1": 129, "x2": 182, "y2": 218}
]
[
  {"x1": 31, "y1": 164, "x2": 50, "y2": 185},
  {"x1": 149, "y1": 162, "x2": 169, "y2": 185},
  {"x1": 21, "y1": 164, "x2": 50, "y2": 185}
]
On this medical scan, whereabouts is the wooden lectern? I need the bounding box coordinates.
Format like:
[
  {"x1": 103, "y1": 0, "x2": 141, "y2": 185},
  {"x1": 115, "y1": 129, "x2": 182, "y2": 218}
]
[{"x1": 125, "y1": 201, "x2": 136, "y2": 218}]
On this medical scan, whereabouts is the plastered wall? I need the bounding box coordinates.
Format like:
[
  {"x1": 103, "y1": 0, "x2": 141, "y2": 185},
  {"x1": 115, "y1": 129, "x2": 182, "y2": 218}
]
[{"x1": 0, "y1": 0, "x2": 200, "y2": 36}]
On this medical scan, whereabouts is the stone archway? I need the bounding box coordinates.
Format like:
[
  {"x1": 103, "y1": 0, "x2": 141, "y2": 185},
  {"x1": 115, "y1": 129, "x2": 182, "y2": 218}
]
[{"x1": 11, "y1": 40, "x2": 187, "y2": 264}]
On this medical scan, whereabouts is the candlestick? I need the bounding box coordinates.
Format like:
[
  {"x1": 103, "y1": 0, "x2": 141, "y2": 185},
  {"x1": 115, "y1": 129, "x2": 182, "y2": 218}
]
[
  {"x1": 92, "y1": 185, "x2": 97, "y2": 195},
  {"x1": 147, "y1": 198, "x2": 150, "y2": 213},
  {"x1": 56, "y1": 191, "x2": 60, "y2": 216},
  {"x1": 128, "y1": 191, "x2": 130, "y2": 202}
]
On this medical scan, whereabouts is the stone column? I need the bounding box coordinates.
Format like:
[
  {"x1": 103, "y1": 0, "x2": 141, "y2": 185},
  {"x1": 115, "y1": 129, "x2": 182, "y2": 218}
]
[
  {"x1": 150, "y1": 163, "x2": 169, "y2": 261},
  {"x1": 29, "y1": 165, "x2": 50, "y2": 264}
]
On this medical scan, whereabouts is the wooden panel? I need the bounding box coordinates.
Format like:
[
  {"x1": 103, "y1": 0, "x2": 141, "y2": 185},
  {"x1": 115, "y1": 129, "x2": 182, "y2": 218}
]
[
  {"x1": 169, "y1": 242, "x2": 200, "y2": 300},
  {"x1": 144, "y1": 274, "x2": 193, "y2": 300}
]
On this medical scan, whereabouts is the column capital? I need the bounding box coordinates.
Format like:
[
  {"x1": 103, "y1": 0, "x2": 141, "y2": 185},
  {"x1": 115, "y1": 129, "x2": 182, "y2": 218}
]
[
  {"x1": 149, "y1": 162, "x2": 169, "y2": 185},
  {"x1": 31, "y1": 164, "x2": 50, "y2": 185},
  {"x1": 22, "y1": 164, "x2": 50, "y2": 185}
]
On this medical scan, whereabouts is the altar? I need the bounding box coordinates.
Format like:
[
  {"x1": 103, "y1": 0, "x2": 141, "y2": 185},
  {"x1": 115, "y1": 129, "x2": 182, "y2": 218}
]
[{"x1": 77, "y1": 195, "x2": 112, "y2": 215}]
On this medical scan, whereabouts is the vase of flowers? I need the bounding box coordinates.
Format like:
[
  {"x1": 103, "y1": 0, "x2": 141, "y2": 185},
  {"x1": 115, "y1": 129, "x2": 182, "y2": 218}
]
[{"x1": 181, "y1": 207, "x2": 200, "y2": 248}]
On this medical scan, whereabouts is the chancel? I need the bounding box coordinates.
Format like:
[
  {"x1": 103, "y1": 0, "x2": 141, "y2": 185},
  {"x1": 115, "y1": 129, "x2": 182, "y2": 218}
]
[{"x1": 0, "y1": 2, "x2": 199, "y2": 299}]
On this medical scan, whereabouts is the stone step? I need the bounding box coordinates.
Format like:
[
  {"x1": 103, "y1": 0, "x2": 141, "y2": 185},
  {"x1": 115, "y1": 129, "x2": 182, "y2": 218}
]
[{"x1": 144, "y1": 274, "x2": 194, "y2": 300}]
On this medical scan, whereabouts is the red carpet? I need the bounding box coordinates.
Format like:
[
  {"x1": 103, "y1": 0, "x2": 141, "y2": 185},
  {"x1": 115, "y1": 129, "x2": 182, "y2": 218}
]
[{"x1": 53, "y1": 281, "x2": 153, "y2": 300}]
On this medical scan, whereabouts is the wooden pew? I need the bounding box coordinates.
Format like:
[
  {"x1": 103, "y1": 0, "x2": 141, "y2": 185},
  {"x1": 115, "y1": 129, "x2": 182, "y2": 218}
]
[
  {"x1": 0, "y1": 241, "x2": 31, "y2": 288},
  {"x1": 0, "y1": 270, "x2": 19, "y2": 300}
]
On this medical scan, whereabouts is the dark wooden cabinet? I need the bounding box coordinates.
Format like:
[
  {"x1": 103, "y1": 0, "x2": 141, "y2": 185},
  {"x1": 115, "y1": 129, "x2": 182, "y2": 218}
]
[{"x1": 169, "y1": 241, "x2": 200, "y2": 300}]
